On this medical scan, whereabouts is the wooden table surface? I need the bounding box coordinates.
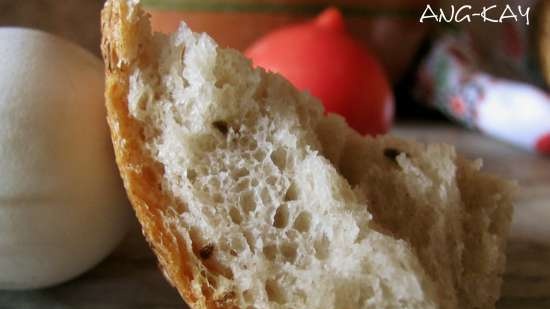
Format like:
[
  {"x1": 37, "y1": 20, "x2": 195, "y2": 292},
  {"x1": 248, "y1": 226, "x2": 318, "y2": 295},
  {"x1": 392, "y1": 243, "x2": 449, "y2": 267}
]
[{"x1": 1, "y1": 122, "x2": 549, "y2": 309}]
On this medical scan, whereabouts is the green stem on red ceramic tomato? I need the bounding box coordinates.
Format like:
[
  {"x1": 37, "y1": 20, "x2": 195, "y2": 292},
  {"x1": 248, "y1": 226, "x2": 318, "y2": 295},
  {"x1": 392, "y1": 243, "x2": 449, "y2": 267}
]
[{"x1": 246, "y1": 7, "x2": 394, "y2": 135}]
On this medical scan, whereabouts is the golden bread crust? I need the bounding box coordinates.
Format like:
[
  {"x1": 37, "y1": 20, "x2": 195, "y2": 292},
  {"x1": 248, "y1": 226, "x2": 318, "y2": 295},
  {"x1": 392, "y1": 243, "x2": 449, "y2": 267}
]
[{"x1": 100, "y1": 1, "x2": 235, "y2": 308}]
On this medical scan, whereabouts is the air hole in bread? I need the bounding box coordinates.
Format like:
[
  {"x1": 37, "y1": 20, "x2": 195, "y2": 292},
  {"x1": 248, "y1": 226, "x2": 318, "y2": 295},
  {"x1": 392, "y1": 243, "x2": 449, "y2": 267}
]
[
  {"x1": 265, "y1": 279, "x2": 287, "y2": 304},
  {"x1": 293, "y1": 211, "x2": 311, "y2": 233},
  {"x1": 263, "y1": 244, "x2": 277, "y2": 261},
  {"x1": 383, "y1": 148, "x2": 401, "y2": 160},
  {"x1": 186, "y1": 169, "x2": 197, "y2": 183},
  {"x1": 219, "y1": 291, "x2": 237, "y2": 305},
  {"x1": 383, "y1": 147, "x2": 409, "y2": 164},
  {"x1": 229, "y1": 206, "x2": 242, "y2": 224},
  {"x1": 314, "y1": 234, "x2": 330, "y2": 260},
  {"x1": 273, "y1": 204, "x2": 289, "y2": 228},
  {"x1": 191, "y1": 233, "x2": 233, "y2": 279},
  {"x1": 136, "y1": 90, "x2": 150, "y2": 112},
  {"x1": 243, "y1": 231, "x2": 256, "y2": 253},
  {"x1": 266, "y1": 175, "x2": 278, "y2": 186},
  {"x1": 178, "y1": 46, "x2": 186, "y2": 68},
  {"x1": 208, "y1": 177, "x2": 221, "y2": 190},
  {"x1": 232, "y1": 167, "x2": 249, "y2": 179},
  {"x1": 284, "y1": 182, "x2": 299, "y2": 201},
  {"x1": 246, "y1": 138, "x2": 258, "y2": 150},
  {"x1": 212, "y1": 193, "x2": 224, "y2": 204},
  {"x1": 214, "y1": 76, "x2": 228, "y2": 89},
  {"x1": 233, "y1": 178, "x2": 250, "y2": 193},
  {"x1": 212, "y1": 120, "x2": 229, "y2": 135},
  {"x1": 199, "y1": 243, "x2": 215, "y2": 260},
  {"x1": 243, "y1": 289, "x2": 254, "y2": 303},
  {"x1": 253, "y1": 150, "x2": 266, "y2": 162},
  {"x1": 270, "y1": 148, "x2": 287, "y2": 171},
  {"x1": 197, "y1": 247, "x2": 234, "y2": 280},
  {"x1": 280, "y1": 242, "x2": 298, "y2": 263},
  {"x1": 240, "y1": 191, "x2": 256, "y2": 213}
]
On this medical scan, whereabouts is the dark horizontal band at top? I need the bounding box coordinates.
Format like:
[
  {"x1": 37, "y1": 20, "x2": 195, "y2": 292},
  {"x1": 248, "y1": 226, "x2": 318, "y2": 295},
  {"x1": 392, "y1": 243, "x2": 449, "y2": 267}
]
[{"x1": 142, "y1": 0, "x2": 421, "y2": 18}]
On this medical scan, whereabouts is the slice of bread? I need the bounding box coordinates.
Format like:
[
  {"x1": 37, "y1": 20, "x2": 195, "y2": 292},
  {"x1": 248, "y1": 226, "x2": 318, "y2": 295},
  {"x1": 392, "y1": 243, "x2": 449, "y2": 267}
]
[{"x1": 101, "y1": 1, "x2": 515, "y2": 308}]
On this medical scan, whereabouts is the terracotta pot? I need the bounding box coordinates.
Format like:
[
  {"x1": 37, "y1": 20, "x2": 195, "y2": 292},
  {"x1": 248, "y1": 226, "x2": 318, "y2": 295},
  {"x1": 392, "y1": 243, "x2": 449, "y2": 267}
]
[{"x1": 143, "y1": 0, "x2": 434, "y2": 82}]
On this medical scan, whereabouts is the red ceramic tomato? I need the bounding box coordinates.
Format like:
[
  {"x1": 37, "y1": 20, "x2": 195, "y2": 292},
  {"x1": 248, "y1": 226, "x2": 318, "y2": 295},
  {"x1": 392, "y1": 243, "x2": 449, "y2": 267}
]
[
  {"x1": 246, "y1": 7, "x2": 394, "y2": 135},
  {"x1": 536, "y1": 133, "x2": 550, "y2": 155}
]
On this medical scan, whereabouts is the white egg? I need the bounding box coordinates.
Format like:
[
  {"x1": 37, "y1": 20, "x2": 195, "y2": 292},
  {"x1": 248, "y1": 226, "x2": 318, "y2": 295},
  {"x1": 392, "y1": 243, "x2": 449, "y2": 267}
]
[{"x1": 0, "y1": 28, "x2": 131, "y2": 290}]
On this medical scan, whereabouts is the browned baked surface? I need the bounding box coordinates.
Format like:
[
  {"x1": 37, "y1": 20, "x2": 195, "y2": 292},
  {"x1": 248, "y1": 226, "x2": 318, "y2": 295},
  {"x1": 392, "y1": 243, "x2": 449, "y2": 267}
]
[{"x1": 101, "y1": 1, "x2": 234, "y2": 308}]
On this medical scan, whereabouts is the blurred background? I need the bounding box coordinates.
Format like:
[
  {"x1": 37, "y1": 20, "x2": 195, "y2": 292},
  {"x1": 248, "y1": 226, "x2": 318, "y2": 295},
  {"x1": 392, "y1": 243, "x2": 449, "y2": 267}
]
[
  {"x1": 0, "y1": 0, "x2": 429, "y2": 79},
  {"x1": 0, "y1": 0, "x2": 104, "y2": 54},
  {"x1": 1, "y1": 0, "x2": 548, "y2": 153}
]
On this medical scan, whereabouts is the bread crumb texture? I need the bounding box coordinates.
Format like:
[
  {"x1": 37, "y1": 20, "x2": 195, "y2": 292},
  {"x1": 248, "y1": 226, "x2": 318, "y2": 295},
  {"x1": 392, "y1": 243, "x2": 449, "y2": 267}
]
[{"x1": 102, "y1": 1, "x2": 515, "y2": 308}]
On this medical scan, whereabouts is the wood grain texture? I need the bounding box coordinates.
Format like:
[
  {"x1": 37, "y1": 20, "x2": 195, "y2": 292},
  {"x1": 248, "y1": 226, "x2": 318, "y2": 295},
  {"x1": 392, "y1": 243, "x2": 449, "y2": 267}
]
[{"x1": 0, "y1": 122, "x2": 548, "y2": 308}]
